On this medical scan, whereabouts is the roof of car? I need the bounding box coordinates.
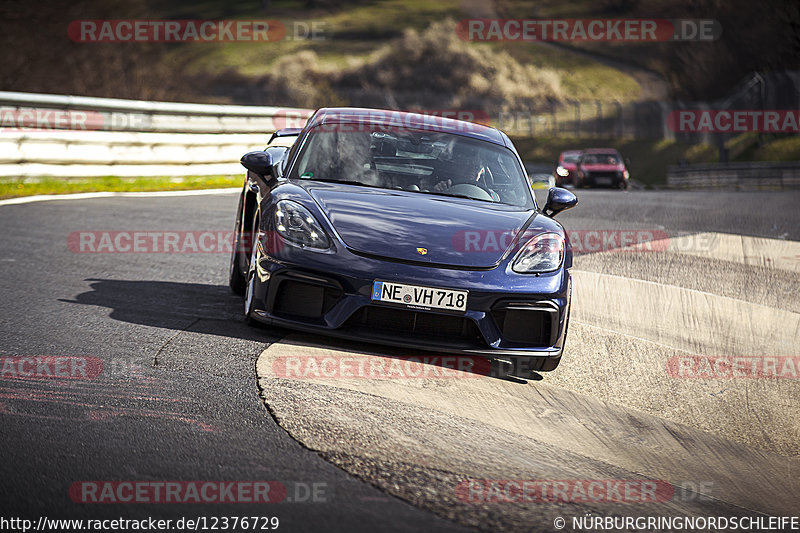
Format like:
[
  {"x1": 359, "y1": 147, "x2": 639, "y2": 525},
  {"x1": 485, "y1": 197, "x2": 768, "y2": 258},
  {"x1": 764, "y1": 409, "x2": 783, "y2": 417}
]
[{"x1": 306, "y1": 107, "x2": 507, "y2": 147}]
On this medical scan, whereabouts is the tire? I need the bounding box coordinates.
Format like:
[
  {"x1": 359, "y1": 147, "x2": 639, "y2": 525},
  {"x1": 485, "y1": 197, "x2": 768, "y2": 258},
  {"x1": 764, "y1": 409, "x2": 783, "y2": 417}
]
[
  {"x1": 229, "y1": 246, "x2": 247, "y2": 295},
  {"x1": 228, "y1": 194, "x2": 247, "y2": 295},
  {"x1": 243, "y1": 212, "x2": 260, "y2": 326}
]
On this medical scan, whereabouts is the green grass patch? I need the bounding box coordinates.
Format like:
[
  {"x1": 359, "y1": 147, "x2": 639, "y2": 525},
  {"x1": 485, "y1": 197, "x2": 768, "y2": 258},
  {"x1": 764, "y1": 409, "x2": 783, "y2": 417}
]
[
  {"x1": 498, "y1": 0, "x2": 613, "y2": 18},
  {"x1": 495, "y1": 42, "x2": 641, "y2": 102},
  {"x1": 164, "y1": 0, "x2": 464, "y2": 77},
  {"x1": 322, "y1": 0, "x2": 463, "y2": 37},
  {"x1": 725, "y1": 131, "x2": 761, "y2": 160},
  {"x1": 747, "y1": 135, "x2": 800, "y2": 162},
  {"x1": 0, "y1": 176, "x2": 242, "y2": 199},
  {"x1": 510, "y1": 135, "x2": 717, "y2": 186},
  {"x1": 155, "y1": 0, "x2": 644, "y2": 106}
]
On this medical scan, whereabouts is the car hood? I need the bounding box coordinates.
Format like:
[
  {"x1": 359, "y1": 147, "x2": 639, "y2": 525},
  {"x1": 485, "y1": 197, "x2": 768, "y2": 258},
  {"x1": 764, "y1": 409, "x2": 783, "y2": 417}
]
[
  {"x1": 560, "y1": 162, "x2": 578, "y2": 170},
  {"x1": 306, "y1": 183, "x2": 536, "y2": 268}
]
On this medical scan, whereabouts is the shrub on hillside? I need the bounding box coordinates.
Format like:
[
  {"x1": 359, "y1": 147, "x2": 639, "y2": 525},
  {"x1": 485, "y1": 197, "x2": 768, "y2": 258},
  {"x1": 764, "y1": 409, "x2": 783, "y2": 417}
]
[{"x1": 258, "y1": 19, "x2": 563, "y2": 111}]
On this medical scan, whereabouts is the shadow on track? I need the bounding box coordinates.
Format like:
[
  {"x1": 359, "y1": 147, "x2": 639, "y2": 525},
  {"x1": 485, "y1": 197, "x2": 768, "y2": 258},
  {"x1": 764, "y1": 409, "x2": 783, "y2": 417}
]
[
  {"x1": 60, "y1": 278, "x2": 279, "y2": 343},
  {"x1": 62, "y1": 279, "x2": 540, "y2": 383}
]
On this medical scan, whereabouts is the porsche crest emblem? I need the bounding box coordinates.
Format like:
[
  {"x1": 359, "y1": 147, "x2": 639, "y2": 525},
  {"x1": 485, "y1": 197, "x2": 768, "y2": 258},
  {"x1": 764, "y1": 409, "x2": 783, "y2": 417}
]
[{"x1": 416, "y1": 247, "x2": 428, "y2": 255}]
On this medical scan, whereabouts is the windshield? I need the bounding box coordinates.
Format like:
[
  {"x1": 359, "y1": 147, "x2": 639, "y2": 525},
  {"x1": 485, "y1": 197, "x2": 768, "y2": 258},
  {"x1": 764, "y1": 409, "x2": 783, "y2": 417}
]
[
  {"x1": 289, "y1": 125, "x2": 533, "y2": 207},
  {"x1": 562, "y1": 152, "x2": 582, "y2": 163},
  {"x1": 582, "y1": 153, "x2": 620, "y2": 165}
]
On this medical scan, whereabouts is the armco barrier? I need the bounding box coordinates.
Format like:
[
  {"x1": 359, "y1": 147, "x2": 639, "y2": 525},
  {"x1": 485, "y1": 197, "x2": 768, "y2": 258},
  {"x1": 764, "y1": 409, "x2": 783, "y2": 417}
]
[
  {"x1": 0, "y1": 131, "x2": 270, "y2": 177},
  {"x1": 0, "y1": 91, "x2": 312, "y2": 178},
  {"x1": 0, "y1": 91, "x2": 312, "y2": 133},
  {"x1": 667, "y1": 161, "x2": 800, "y2": 190}
]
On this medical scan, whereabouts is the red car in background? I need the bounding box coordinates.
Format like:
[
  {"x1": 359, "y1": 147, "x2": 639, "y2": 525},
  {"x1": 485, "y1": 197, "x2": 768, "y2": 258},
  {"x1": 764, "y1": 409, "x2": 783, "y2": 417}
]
[
  {"x1": 553, "y1": 150, "x2": 582, "y2": 187},
  {"x1": 576, "y1": 148, "x2": 630, "y2": 190}
]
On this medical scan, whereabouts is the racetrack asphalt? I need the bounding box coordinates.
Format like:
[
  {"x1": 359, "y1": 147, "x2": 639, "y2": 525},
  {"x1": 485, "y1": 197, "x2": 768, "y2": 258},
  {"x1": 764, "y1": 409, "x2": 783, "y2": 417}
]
[{"x1": 1, "y1": 188, "x2": 798, "y2": 532}]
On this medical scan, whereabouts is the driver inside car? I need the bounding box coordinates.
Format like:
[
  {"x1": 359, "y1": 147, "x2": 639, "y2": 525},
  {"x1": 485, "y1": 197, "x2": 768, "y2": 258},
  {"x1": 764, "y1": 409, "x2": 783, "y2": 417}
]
[{"x1": 428, "y1": 141, "x2": 500, "y2": 201}]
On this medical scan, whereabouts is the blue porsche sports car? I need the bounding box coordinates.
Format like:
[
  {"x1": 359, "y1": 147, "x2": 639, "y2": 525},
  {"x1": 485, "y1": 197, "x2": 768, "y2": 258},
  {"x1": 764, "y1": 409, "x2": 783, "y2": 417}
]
[{"x1": 229, "y1": 108, "x2": 577, "y2": 373}]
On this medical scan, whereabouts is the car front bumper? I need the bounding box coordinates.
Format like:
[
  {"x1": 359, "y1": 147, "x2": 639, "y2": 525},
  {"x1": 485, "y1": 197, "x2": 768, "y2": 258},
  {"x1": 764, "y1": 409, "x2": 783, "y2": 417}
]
[{"x1": 247, "y1": 239, "x2": 571, "y2": 359}]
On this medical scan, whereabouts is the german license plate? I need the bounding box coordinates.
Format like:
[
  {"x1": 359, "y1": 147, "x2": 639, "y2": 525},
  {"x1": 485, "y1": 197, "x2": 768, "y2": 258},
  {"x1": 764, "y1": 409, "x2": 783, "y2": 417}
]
[
  {"x1": 371, "y1": 281, "x2": 467, "y2": 312},
  {"x1": 595, "y1": 176, "x2": 612, "y2": 185}
]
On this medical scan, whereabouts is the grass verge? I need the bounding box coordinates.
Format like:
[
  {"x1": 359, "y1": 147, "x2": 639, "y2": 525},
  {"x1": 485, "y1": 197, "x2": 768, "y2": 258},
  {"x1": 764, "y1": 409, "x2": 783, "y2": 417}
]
[
  {"x1": 747, "y1": 135, "x2": 800, "y2": 162},
  {"x1": 160, "y1": 1, "x2": 642, "y2": 106},
  {"x1": 0, "y1": 176, "x2": 242, "y2": 199}
]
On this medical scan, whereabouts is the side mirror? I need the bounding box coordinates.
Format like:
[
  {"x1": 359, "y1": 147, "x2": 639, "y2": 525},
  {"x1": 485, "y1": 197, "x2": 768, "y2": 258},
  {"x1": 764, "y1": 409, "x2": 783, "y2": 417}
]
[
  {"x1": 542, "y1": 187, "x2": 578, "y2": 217},
  {"x1": 241, "y1": 151, "x2": 275, "y2": 178},
  {"x1": 624, "y1": 157, "x2": 631, "y2": 166}
]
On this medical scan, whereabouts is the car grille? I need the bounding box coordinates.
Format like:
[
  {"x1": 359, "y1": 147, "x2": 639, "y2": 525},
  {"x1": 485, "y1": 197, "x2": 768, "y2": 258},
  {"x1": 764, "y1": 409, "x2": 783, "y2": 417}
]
[{"x1": 343, "y1": 306, "x2": 485, "y2": 348}]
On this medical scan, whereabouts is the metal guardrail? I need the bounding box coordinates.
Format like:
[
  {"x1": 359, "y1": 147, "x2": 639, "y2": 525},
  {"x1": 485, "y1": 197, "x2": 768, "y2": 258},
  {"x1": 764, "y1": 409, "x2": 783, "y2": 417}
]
[
  {"x1": 0, "y1": 91, "x2": 313, "y2": 178},
  {"x1": 0, "y1": 131, "x2": 274, "y2": 177},
  {"x1": 667, "y1": 162, "x2": 800, "y2": 190},
  {"x1": 0, "y1": 91, "x2": 313, "y2": 133}
]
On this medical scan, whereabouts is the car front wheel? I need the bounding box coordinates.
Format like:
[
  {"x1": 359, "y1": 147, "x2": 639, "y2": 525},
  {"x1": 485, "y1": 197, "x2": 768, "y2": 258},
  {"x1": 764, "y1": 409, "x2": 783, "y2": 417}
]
[
  {"x1": 243, "y1": 212, "x2": 260, "y2": 326},
  {"x1": 229, "y1": 195, "x2": 247, "y2": 295}
]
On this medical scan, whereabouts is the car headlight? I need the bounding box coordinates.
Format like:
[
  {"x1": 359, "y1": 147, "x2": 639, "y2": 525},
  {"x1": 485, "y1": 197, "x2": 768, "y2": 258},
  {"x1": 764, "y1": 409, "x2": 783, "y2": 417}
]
[
  {"x1": 623, "y1": 169, "x2": 630, "y2": 179},
  {"x1": 274, "y1": 200, "x2": 330, "y2": 250},
  {"x1": 512, "y1": 232, "x2": 564, "y2": 273},
  {"x1": 556, "y1": 166, "x2": 570, "y2": 177}
]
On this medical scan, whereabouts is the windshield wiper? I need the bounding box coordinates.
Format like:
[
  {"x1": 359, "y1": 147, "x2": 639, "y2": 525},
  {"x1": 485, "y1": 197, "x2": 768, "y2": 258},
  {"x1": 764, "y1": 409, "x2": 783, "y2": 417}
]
[
  {"x1": 316, "y1": 178, "x2": 363, "y2": 185},
  {"x1": 425, "y1": 191, "x2": 473, "y2": 200},
  {"x1": 425, "y1": 190, "x2": 495, "y2": 202},
  {"x1": 305, "y1": 179, "x2": 499, "y2": 203},
  {"x1": 308, "y1": 178, "x2": 389, "y2": 190}
]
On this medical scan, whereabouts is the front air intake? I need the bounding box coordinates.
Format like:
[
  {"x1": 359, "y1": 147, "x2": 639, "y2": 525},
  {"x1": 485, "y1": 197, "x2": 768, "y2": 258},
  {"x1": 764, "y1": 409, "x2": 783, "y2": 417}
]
[{"x1": 491, "y1": 301, "x2": 559, "y2": 346}]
